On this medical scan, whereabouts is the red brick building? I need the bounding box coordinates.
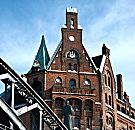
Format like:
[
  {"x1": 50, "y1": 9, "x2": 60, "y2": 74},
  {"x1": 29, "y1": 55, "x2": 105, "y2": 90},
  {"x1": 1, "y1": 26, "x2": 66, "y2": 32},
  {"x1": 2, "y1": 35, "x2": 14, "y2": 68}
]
[{"x1": 26, "y1": 8, "x2": 135, "y2": 130}]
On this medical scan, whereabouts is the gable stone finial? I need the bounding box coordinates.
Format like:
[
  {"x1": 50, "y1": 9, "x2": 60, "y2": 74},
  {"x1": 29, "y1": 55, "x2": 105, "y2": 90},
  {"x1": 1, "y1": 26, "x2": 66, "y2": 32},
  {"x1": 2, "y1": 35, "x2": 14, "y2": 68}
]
[{"x1": 102, "y1": 44, "x2": 110, "y2": 58}]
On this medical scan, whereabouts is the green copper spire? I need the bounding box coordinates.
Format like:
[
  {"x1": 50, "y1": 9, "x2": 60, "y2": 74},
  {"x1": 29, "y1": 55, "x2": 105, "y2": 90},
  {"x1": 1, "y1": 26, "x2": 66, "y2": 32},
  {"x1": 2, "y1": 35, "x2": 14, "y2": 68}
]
[{"x1": 29, "y1": 35, "x2": 50, "y2": 72}]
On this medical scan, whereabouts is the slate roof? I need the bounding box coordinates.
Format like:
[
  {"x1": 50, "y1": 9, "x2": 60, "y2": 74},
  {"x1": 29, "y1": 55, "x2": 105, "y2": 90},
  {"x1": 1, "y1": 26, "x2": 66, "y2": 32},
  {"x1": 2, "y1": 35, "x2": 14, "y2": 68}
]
[{"x1": 92, "y1": 55, "x2": 103, "y2": 69}]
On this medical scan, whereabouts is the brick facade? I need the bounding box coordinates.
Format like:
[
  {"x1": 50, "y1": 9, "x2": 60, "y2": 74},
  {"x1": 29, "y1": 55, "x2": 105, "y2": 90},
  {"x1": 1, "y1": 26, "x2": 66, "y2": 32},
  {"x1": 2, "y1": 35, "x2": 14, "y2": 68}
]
[{"x1": 26, "y1": 8, "x2": 135, "y2": 130}]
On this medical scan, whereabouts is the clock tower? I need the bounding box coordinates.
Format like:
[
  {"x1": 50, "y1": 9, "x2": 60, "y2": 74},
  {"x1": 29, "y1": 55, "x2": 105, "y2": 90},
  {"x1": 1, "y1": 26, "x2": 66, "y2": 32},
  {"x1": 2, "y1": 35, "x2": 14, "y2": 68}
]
[
  {"x1": 27, "y1": 7, "x2": 101, "y2": 130},
  {"x1": 61, "y1": 7, "x2": 83, "y2": 60},
  {"x1": 23, "y1": 7, "x2": 135, "y2": 130},
  {"x1": 46, "y1": 7, "x2": 99, "y2": 130},
  {"x1": 60, "y1": 7, "x2": 92, "y2": 73}
]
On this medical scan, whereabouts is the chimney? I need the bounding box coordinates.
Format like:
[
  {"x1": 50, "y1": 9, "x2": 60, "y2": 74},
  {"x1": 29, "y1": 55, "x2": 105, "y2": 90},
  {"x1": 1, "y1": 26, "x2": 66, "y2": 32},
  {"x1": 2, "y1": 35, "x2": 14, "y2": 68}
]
[{"x1": 116, "y1": 74, "x2": 123, "y2": 100}]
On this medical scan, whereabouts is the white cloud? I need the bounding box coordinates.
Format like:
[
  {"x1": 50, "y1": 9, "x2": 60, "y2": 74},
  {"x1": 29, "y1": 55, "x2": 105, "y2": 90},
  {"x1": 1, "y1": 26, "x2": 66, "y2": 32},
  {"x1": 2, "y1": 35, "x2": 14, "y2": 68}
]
[
  {"x1": 85, "y1": 0, "x2": 135, "y2": 107},
  {"x1": 0, "y1": 0, "x2": 134, "y2": 107}
]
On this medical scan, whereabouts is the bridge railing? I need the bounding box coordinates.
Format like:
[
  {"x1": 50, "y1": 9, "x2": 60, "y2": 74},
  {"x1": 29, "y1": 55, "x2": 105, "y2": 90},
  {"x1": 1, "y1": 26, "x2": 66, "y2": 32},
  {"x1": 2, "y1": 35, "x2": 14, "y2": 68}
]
[{"x1": 0, "y1": 58, "x2": 67, "y2": 130}]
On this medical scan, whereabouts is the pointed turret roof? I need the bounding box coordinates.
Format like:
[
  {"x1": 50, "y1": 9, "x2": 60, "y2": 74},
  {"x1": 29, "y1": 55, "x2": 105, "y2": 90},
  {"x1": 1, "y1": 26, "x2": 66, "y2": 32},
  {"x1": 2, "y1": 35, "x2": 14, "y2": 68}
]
[
  {"x1": 35, "y1": 35, "x2": 50, "y2": 69},
  {"x1": 28, "y1": 35, "x2": 50, "y2": 73}
]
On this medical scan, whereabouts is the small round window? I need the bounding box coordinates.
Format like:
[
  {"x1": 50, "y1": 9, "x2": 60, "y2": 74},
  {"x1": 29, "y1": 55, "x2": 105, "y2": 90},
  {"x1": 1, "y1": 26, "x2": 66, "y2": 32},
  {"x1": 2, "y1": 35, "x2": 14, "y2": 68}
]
[{"x1": 69, "y1": 36, "x2": 75, "y2": 41}]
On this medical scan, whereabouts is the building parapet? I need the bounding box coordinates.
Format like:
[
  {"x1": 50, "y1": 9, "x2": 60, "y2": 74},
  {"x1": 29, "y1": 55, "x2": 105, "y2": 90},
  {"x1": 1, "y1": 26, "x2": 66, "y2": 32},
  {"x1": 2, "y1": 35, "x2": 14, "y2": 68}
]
[{"x1": 52, "y1": 86, "x2": 96, "y2": 96}]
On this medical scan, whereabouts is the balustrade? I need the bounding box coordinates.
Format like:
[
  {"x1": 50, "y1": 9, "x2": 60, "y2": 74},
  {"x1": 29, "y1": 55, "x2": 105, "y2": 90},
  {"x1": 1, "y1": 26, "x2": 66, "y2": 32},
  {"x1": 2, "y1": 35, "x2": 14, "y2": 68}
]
[{"x1": 52, "y1": 86, "x2": 95, "y2": 95}]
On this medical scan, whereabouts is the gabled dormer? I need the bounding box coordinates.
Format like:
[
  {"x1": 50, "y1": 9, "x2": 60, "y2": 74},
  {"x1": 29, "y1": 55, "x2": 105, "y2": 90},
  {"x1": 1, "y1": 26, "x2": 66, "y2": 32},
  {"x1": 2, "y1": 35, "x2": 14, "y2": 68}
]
[{"x1": 92, "y1": 44, "x2": 117, "y2": 129}]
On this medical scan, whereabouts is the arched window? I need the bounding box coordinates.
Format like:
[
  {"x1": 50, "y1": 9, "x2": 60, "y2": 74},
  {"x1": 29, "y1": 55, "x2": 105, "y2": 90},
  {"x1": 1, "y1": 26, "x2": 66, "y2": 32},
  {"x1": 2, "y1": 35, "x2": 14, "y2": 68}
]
[
  {"x1": 69, "y1": 79, "x2": 76, "y2": 89},
  {"x1": 70, "y1": 18, "x2": 74, "y2": 28},
  {"x1": 73, "y1": 64, "x2": 77, "y2": 71},
  {"x1": 68, "y1": 63, "x2": 71, "y2": 70},
  {"x1": 67, "y1": 50, "x2": 79, "y2": 59},
  {"x1": 109, "y1": 95, "x2": 111, "y2": 106},
  {"x1": 84, "y1": 79, "x2": 91, "y2": 86}
]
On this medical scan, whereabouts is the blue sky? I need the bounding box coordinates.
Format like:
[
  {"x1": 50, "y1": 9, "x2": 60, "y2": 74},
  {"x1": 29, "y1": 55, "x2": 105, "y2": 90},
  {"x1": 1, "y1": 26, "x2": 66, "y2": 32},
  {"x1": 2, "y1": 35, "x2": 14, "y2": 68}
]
[{"x1": 0, "y1": 0, "x2": 135, "y2": 107}]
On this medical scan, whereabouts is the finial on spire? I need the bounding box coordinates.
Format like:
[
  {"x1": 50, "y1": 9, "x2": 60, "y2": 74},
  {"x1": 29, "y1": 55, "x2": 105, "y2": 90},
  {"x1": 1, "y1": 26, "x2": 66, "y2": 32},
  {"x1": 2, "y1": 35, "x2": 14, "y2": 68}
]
[{"x1": 42, "y1": 35, "x2": 44, "y2": 39}]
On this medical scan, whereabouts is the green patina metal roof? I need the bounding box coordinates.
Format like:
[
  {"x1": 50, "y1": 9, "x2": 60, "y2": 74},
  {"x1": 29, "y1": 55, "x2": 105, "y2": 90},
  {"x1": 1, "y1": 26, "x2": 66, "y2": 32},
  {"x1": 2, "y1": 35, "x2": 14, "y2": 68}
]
[
  {"x1": 35, "y1": 35, "x2": 50, "y2": 69},
  {"x1": 28, "y1": 35, "x2": 50, "y2": 73}
]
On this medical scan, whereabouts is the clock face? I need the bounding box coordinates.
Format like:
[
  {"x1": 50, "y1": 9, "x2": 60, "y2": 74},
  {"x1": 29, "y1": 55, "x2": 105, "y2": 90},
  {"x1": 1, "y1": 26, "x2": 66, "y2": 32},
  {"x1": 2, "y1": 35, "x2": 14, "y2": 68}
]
[{"x1": 69, "y1": 35, "x2": 75, "y2": 41}]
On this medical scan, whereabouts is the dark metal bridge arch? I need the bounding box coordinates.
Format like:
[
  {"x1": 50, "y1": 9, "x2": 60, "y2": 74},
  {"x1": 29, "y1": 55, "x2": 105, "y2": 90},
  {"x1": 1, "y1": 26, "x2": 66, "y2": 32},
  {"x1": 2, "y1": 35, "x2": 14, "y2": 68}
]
[{"x1": 0, "y1": 58, "x2": 67, "y2": 130}]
